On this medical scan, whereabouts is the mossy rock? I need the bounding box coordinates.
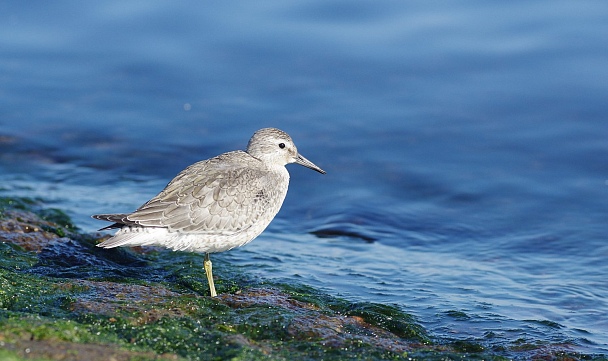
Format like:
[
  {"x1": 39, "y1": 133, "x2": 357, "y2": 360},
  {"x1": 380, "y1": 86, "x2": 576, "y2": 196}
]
[{"x1": 0, "y1": 196, "x2": 603, "y2": 361}]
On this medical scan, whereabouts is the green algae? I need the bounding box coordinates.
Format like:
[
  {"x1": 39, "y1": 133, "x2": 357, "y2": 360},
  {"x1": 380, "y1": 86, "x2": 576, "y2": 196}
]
[
  {"x1": 343, "y1": 302, "x2": 429, "y2": 342},
  {"x1": 0, "y1": 349, "x2": 55, "y2": 361},
  {"x1": 1, "y1": 313, "x2": 111, "y2": 345},
  {"x1": 0, "y1": 196, "x2": 606, "y2": 361},
  {"x1": 450, "y1": 340, "x2": 485, "y2": 353},
  {"x1": 444, "y1": 310, "x2": 470, "y2": 320},
  {"x1": 0, "y1": 196, "x2": 78, "y2": 238},
  {"x1": 35, "y1": 208, "x2": 78, "y2": 233},
  {"x1": 281, "y1": 283, "x2": 430, "y2": 343},
  {"x1": 0, "y1": 197, "x2": 37, "y2": 215},
  {"x1": 0, "y1": 242, "x2": 38, "y2": 270}
]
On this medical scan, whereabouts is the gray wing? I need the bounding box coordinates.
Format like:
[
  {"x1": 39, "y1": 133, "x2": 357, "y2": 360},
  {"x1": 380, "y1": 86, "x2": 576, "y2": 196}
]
[{"x1": 124, "y1": 152, "x2": 278, "y2": 234}]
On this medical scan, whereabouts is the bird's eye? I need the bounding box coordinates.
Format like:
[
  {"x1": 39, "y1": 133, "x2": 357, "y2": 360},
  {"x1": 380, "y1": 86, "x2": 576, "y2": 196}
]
[{"x1": 278, "y1": 143, "x2": 285, "y2": 149}]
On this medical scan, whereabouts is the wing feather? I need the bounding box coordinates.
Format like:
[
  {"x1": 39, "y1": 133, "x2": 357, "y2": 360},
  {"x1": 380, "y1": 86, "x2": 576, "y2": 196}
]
[{"x1": 123, "y1": 151, "x2": 276, "y2": 235}]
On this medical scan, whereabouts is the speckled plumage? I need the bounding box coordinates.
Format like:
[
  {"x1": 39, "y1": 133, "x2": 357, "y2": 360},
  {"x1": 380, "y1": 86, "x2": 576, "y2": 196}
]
[{"x1": 92, "y1": 128, "x2": 325, "y2": 296}]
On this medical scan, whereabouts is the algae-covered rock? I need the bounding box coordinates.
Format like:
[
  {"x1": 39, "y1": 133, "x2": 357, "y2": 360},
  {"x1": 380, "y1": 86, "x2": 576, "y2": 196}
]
[{"x1": 0, "y1": 197, "x2": 605, "y2": 361}]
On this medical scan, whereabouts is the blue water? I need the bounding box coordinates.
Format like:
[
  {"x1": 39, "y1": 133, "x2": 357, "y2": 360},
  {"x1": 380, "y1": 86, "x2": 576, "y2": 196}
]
[{"x1": 1, "y1": 0, "x2": 607, "y2": 354}]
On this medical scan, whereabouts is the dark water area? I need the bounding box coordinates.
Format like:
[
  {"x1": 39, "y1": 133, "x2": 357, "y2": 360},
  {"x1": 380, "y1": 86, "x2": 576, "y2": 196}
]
[{"x1": 1, "y1": 0, "x2": 607, "y2": 355}]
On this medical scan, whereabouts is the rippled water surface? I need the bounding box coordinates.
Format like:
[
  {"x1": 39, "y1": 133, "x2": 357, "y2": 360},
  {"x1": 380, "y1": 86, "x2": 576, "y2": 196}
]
[{"x1": 2, "y1": 1, "x2": 607, "y2": 354}]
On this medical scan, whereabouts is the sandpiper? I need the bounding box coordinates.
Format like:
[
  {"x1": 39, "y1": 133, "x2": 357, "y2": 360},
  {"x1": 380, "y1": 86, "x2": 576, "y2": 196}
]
[{"x1": 93, "y1": 127, "x2": 325, "y2": 297}]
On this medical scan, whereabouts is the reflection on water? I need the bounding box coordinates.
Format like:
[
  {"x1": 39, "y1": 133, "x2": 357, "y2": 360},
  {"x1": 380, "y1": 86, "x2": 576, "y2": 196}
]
[{"x1": 1, "y1": 0, "x2": 608, "y2": 353}]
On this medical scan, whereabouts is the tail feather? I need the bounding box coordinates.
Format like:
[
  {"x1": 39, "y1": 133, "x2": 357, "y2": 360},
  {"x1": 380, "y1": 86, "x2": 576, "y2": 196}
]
[
  {"x1": 92, "y1": 213, "x2": 137, "y2": 230},
  {"x1": 93, "y1": 213, "x2": 171, "y2": 249},
  {"x1": 96, "y1": 226, "x2": 167, "y2": 249},
  {"x1": 97, "y1": 234, "x2": 138, "y2": 248}
]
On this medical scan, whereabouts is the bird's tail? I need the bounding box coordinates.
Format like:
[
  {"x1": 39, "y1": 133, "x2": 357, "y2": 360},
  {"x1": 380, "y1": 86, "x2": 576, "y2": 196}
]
[{"x1": 92, "y1": 213, "x2": 132, "y2": 230}]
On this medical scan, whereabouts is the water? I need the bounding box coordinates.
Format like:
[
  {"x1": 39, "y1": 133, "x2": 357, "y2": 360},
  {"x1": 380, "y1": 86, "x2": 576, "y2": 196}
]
[{"x1": 1, "y1": 0, "x2": 607, "y2": 354}]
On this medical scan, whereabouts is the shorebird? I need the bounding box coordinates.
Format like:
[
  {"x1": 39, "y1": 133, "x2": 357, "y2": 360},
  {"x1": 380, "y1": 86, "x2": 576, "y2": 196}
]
[{"x1": 93, "y1": 127, "x2": 325, "y2": 297}]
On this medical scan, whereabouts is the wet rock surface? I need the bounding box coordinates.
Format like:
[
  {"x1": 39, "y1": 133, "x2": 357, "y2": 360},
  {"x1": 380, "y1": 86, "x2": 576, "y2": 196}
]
[{"x1": 0, "y1": 197, "x2": 604, "y2": 360}]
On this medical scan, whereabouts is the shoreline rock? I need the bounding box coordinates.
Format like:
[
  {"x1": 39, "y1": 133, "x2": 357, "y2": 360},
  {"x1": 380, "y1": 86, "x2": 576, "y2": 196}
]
[{"x1": 0, "y1": 197, "x2": 604, "y2": 360}]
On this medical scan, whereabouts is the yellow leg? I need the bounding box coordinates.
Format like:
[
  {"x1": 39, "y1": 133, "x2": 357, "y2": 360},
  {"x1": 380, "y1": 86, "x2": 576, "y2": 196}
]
[{"x1": 204, "y1": 253, "x2": 217, "y2": 297}]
